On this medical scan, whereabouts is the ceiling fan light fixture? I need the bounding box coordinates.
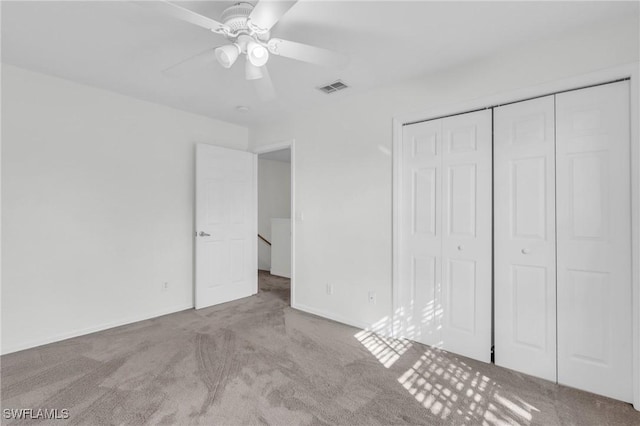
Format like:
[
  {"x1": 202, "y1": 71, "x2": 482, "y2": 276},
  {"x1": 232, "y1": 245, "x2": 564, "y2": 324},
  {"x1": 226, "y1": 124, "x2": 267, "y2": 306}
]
[
  {"x1": 245, "y1": 60, "x2": 264, "y2": 80},
  {"x1": 214, "y1": 44, "x2": 241, "y2": 69},
  {"x1": 246, "y1": 41, "x2": 269, "y2": 67}
]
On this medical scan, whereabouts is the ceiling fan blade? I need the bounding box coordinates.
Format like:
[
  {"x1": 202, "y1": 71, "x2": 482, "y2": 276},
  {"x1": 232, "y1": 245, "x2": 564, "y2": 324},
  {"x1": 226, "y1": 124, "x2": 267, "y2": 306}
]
[
  {"x1": 253, "y1": 65, "x2": 277, "y2": 102},
  {"x1": 134, "y1": 1, "x2": 228, "y2": 33},
  {"x1": 248, "y1": 0, "x2": 298, "y2": 32},
  {"x1": 161, "y1": 47, "x2": 217, "y2": 78},
  {"x1": 268, "y1": 38, "x2": 348, "y2": 69}
]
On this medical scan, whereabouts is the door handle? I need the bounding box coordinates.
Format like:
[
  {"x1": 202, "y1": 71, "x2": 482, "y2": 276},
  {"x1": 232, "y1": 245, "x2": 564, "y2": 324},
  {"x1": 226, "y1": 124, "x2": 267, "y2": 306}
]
[
  {"x1": 199, "y1": 231, "x2": 211, "y2": 237},
  {"x1": 521, "y1": 248, "x2": 530, "y2": 254}
]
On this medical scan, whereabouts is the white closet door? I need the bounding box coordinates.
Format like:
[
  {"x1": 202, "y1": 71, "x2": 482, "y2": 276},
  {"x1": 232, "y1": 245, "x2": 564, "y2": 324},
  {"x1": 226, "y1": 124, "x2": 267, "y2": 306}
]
[
  {"x1": 440, "y1": 110, "x2": 492, "y2": 362},
  {"x1": 556, "y1": 81, "x2": 632, "y2": 402},
  {"x1": 399, "y1": 119, "x2": 443, "y2": 346},
  {"x1": 493, "y1": 96, "x2": 557, "y2": 381},
  {"x1": 399, "y1": 110, "x2": 492, "y2": 363}
]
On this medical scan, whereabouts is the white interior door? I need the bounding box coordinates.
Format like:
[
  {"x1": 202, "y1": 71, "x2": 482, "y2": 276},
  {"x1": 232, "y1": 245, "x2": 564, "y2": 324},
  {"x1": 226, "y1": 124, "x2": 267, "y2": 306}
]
[
  {"x1": 556, "y1": 81, "x2": 632, "y2": 402},
  {"x1": 398, "y1": 110, "x2": 492, "y2": 362},
  {"x1": 195, "y1": 143, "x2": 257, "y2": 309},
  {"x1": 493, "y1": 96, "x2": 557, "y2": 381},
  {"x1": 398, "y1": 118, "x2": 442, "y2": 346},
  {"x1": 440, "y1": 110, "x2": 492, "y2": 362}
]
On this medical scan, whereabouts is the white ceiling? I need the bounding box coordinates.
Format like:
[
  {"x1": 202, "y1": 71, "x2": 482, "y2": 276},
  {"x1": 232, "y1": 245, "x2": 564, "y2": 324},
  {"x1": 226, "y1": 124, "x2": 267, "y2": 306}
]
[
  {"x1": 259, "y1": 148, "x2": 291, "y2": 163},
  {"x1": 2, "y1": 1, "x2": 637, "y2": 127}
]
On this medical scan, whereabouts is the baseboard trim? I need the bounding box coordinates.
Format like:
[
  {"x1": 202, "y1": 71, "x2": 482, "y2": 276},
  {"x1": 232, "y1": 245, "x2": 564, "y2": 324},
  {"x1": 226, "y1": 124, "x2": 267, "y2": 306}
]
[
  {"x1": 269, "y1": 269, "x2": 291, "y2": 279},
  {"x1": 4, "y1": 302, "x2": 392, "y2": 355},
  {"x1": 1, "y1": 303, "x2": 194, "y2": 355},
  {"x1": 292, "y1": 302, "x2": 372, "y2": 331}
]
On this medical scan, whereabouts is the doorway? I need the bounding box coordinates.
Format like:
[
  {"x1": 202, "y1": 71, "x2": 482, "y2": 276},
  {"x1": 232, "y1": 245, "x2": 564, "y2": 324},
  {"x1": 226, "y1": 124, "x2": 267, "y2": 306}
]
[{"x1": 254, "y1": 142, "x2": 295, "y2": 306}]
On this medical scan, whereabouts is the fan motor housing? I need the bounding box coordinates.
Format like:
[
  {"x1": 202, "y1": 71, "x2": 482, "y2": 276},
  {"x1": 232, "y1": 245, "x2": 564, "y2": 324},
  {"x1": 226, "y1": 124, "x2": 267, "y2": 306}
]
[
  {"x1": 220, "y1": 2, "x2": 253, "y2": 30},
  {"x1": 221, "y1": 2, "x2": 270, "y2": 41}
]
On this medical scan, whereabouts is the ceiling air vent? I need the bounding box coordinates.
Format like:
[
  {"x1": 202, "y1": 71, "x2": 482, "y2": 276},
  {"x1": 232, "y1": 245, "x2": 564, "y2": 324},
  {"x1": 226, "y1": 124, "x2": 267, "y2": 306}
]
[{"x1": 317, "y1": 80, "x2": 349, "y2": 94}]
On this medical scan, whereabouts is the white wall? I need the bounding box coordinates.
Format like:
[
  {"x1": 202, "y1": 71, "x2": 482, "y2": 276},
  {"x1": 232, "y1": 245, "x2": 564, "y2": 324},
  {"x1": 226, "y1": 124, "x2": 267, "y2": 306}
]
[
  {"x1": 1, "y1": 65, "x2": 248, "y2": 354},
  {"x1": 270, "y1": 218, "x2": 291, "y2": 278},
  {"x1": 249, "y1": 16, "x2": 640, "y2": 332},
  {"x1": 257, "y1": 158, "x2": 290, "y2": 270}
]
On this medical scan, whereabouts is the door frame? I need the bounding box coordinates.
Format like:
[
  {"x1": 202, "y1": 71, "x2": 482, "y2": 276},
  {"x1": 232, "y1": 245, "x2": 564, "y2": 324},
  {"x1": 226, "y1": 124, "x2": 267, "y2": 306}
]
[
  {"x1": 253, "y1": 139, "x2": 296, "y2": 307},
  {"x1": 392, "y1": 62, "x2": 640, "y2": 409}
]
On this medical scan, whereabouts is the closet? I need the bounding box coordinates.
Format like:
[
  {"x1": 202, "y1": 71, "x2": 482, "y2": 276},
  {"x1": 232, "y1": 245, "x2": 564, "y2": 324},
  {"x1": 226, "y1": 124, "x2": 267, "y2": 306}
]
[
  {"x1": 397, "y1": 80, "x2": 632, "y2": 402},
  {"x1": 495, "y1": 80, "x2": 632, "y2": 402}
]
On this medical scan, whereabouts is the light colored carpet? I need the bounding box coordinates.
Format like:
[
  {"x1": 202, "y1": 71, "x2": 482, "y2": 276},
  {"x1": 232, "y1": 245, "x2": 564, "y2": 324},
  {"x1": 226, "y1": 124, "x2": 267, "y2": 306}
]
[{"x1": 2, "y1": 271, "x2": 639, "y2": 425}]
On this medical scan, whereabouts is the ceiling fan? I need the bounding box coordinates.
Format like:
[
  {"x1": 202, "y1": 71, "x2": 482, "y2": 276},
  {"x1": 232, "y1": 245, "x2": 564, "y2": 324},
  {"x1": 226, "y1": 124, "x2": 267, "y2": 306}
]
[{"x1": 137, "y1": 0, "x2": 349, "y2": 99}]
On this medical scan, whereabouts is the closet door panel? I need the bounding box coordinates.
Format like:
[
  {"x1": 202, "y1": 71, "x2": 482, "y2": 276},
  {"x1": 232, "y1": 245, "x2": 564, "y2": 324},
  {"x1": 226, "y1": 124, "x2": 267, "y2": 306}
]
[
  {"x1": 441, "y1": 109, "x2": 492, "y2": 362},
  {"x1": 556, "y1": 81, "x2": 632, "y2": 402},
  {"x1": 399, "y1": 110, "x2": 492, "y2": 363},
  {"x1": 494, "y1": 96, "x2": 557, "y2": 381},
  {"x1": 398, "y1": 119, "x2": 443, "y2": 346}
]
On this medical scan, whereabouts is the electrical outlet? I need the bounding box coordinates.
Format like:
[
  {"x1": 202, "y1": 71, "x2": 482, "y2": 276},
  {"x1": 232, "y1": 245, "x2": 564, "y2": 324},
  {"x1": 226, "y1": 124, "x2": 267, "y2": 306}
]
[
  {"x1": 368, "y1": 291, "x2": 376, "y2": 304},
  {"x1": 162, "y1": 282, "x2": 169, "y2": 291},
  {"x1": 326, "y1": 283, "x2": 333, "y2": 295}
]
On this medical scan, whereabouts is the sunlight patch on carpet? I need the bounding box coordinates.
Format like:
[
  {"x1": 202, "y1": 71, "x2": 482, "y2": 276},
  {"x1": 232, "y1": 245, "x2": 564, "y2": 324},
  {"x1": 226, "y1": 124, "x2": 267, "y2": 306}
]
[
  {"x1": 354, "y1": 330, "x2": 412, "y2": 368},
  {"x1": 397, "y1": 350, "x2": 539, "y2": 425}
]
